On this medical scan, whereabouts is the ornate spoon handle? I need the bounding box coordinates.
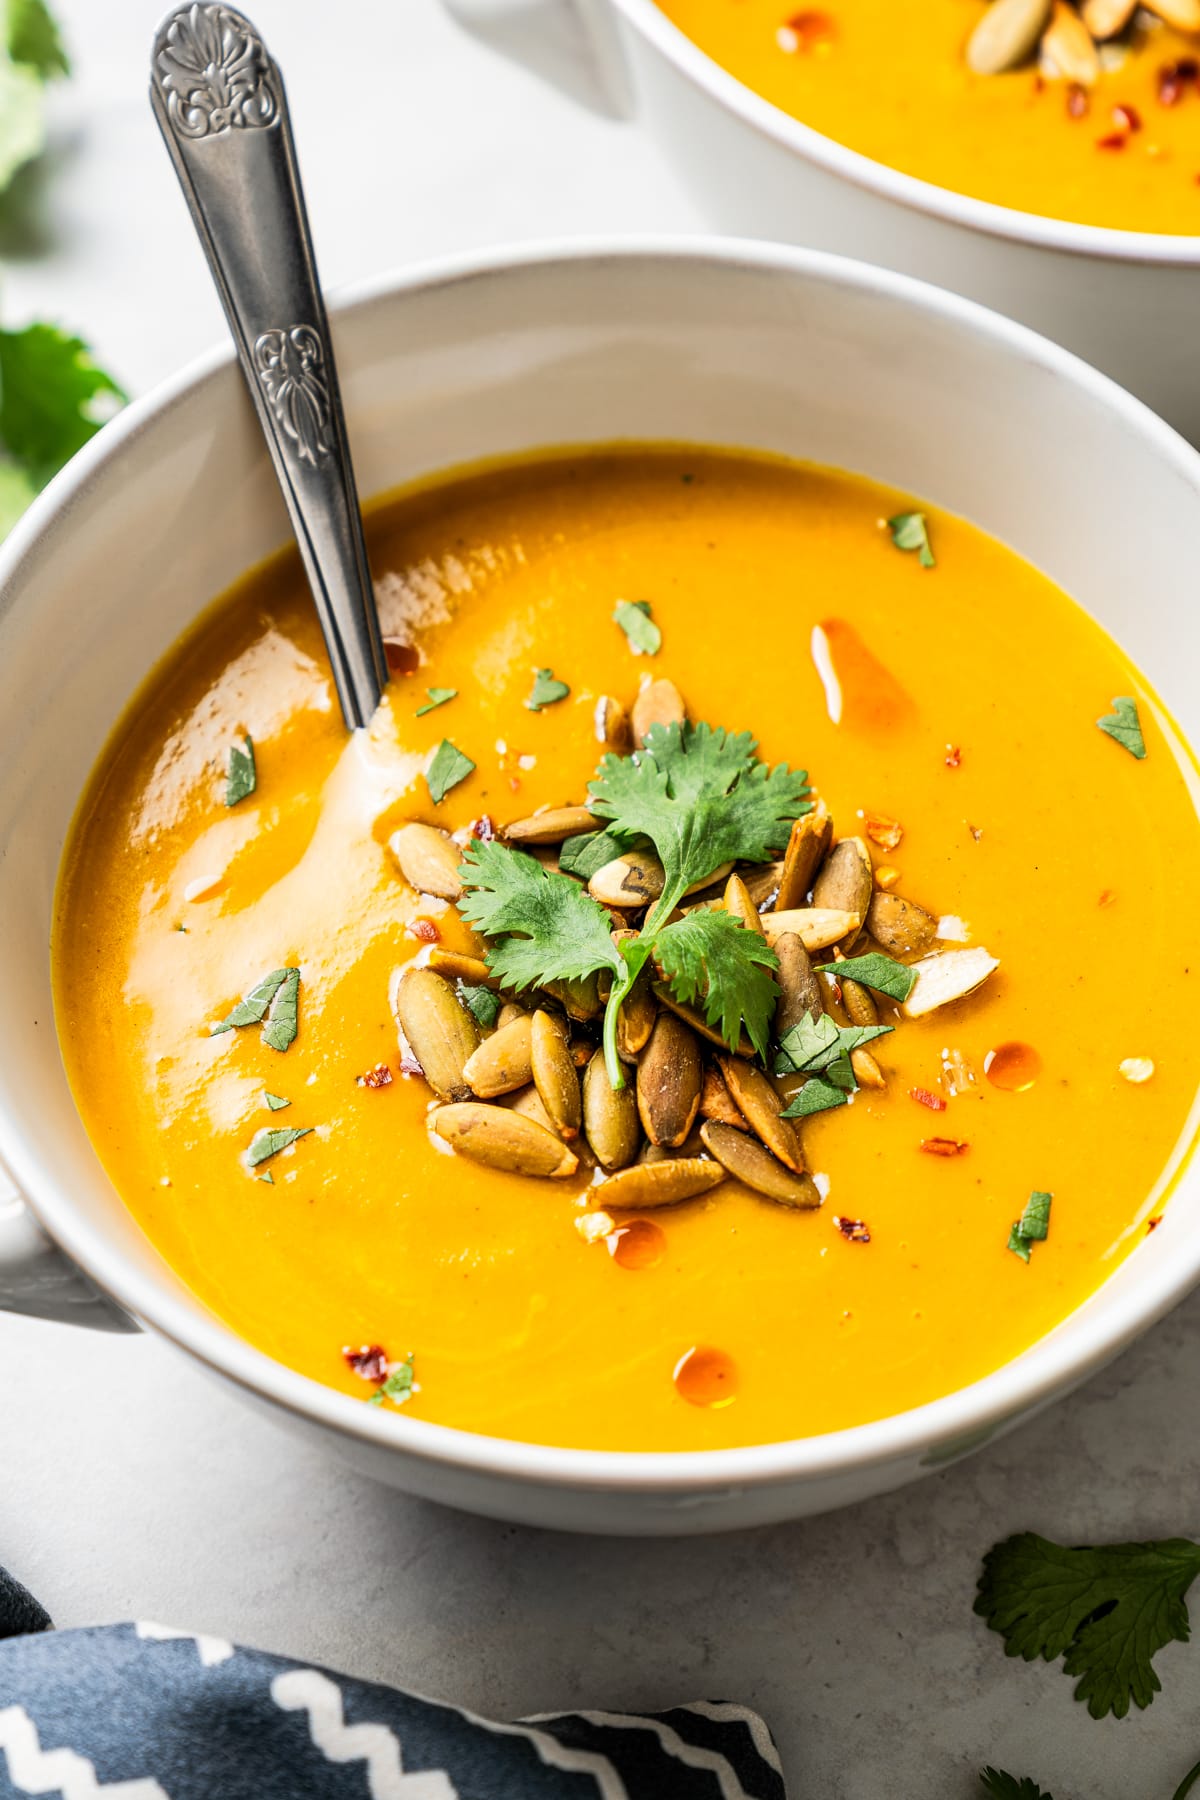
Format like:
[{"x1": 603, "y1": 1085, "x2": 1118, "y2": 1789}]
[{"x1": 150, "y1": 3, "x2": 387, "y2": 730}]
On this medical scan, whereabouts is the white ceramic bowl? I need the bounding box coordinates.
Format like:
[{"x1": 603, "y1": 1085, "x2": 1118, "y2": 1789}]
[
  {"x1": 457, "y1": 0, "x2": 1200, "y2": 441},
  {"x1": 2, "y1": 240, "x2": 1200, "y2": 1534}
]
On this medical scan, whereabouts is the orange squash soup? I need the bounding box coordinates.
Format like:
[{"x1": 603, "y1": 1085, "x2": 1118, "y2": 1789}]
[
  {"x1": 655, "y1": 0, "x2": 1200, "y2": 232},
  {"x1": 52, "y1": 447, "x2": 1200, "y2": 1452}
]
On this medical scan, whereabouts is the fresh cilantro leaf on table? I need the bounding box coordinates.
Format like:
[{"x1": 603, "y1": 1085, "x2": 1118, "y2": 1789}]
[
  {"x1": 0, "y1": 324, "x2": 126, "y2": 538},
  {"x1": 457, "y1": 838, "x2": 623, "y2": 993},
  {"x1": 0, "y1": 0, "x2": 68, "y2": 200},
  {"x1": 1174, "y1": 1761, "x2": 1200, "y2": 1800},
  {"x1": 976, "y1": 1532, "x2": 1200, "y2": 1719},
  {"x1": 979, "y1": 1772, "x2": 1056, "y2": 1800},
  {"x1": 7, "y1": 0, "x2": 69, "y2": 78},
  {"x1": 1096, "y1": 696, "x2": 1146, "y2": 760},
  {"x1": 654, "y1": 909, "x2": 779, "y2": 1061}
]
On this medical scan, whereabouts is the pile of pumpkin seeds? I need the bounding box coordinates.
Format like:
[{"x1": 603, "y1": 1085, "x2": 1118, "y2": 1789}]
[
  {"x1": 966, "y1": 0, "x2": 1196, "y2": 82},
  {"x1": 389, "y1": 678, "x2": 998, "y2": 1216}
]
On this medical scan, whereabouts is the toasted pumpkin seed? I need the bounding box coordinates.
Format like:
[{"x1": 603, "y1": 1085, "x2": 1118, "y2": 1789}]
[
  {"x1": 723, "y1": 872, "x2": 766, "y2": 936},
  {"x1": 699, "y1": 1122, "x2": 821, "y2": 1209},
  {"x1": 589, "y1": 848, "x2": 666, "y2": 909},
  {"x1": 651, "y1": 984, "x2": 754, "y2": 1054},
  {"x1": 497, "y1": 1001, "x2": 527, "y2": 1030},
  {"x1": 637, "y1": 1011, "x2": 703, "y2": 1147},
  {"x1": 773, "y1": 936, "x2": 823, "y2": 1043},
  {"x1": 1143, "y1": 0, "x2": 1200, "y2": 25},
  {"x1": 594, "y1": 694, "x2": 632, "y2": 753},
  {"x1": 428, "y1": 948, "x2": 501, "y2": 991},
  {"x1": 631, "y1": 677, "x2": 687, "y2": 743},
  {"x1": 717, "y1": 1054, "x2": 805, "y2": 1172},
  {"x1": 775, "y1": 800, "x2": 833, "y2": 910},
  {"x1": 582, "y1": 1047, "x2": 642, "y2": 1170},
  {"x1": 616, "y1": 967, "x2": 658, "y2": 1060},
  {"x1": 1080, "y1": 0, "x2": 1135, "y2": 33},
  {"x1": 966, "y1": 0, "x2": 1053, "y2": 74},
  {"x1": 395, "y1": 968, "x2": 479, "y2": 1101},
  {"x1": 462, "y1": 1013, "x2": 534, "y2": 1098},
  {"x1": 542, "y1": 973, "x2": 604, "y2": 1020},
  {"x1": 599, "y1": 1156, "x2": 725, "y2": 1210},
  {"x1": 850, "y1": 1046, "x2": 886, "y2": 1090},
  {"x1": 741, "y1": 860, "x2": 786, "y2": 908},
  {"x1": 1041, "y1": 1, "x2": 1100, "y2": 82},
  {"x1": 761, "y1": 908, "x2": 861, "y2": 952},
  {"x1": 901, "y1": 948, "x2": 1000, "y2": 1018},
  {"x1": 700, "y1": 1065, "x2": 749, "y2": 1131},
  {"x1": 531, "y1": 1008, "x2": 582, "y2": 1140},
  {"x1": 504, "y1": 1082, "x2": 558, "y2": 1134},
  {"x1": 504, "y1": 805, "x2": 597, "y2": 845},
  {"x1": 389, "y1": 823, "x2": 465, "y2": 902},
  {"x1": 866, "y1": 891, "x2": 938, "y2": 957},
  {"x1": 832, "y1": 949, "x2": 879, "y2": 1029},
  {"x1": 432, "y1": 1102, "x2": 578, "y2": 1177},
  {"x1": 810, "y1": 838, "x2": 872, "y2": 951}
]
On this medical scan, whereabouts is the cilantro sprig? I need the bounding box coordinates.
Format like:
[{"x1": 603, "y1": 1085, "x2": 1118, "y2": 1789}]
[
  {"x1": 976, "y1": 1532, "x2": 1200, "y2": 1719},
  {"x1": 459, "y1": 717, "x2": 810, "y2": 1085}
]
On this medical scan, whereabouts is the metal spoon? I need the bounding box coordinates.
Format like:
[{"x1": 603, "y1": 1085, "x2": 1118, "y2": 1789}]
[{"x1": 149, "y1": 3, "x2": 388, "y2": 731}]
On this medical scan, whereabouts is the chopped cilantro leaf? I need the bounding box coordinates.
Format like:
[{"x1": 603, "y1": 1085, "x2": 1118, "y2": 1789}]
[
  {"x1": 828, "y1": 951, "x2": 915, "y2": 1002},
  {"x1": 559, "y1": 828, "x2": 633, "y2": 881},
  {"x1": 416, "y1": 687, "x2": 456, "y2": 717},
  {"x1": 979, "y1": 1774, "x2": 1055, "y2": 1800},
  {"x1": 526, "y1": 667, "x2": 570, "y2": 710},
  {"x1": 225, "y1": 734, "x2": 256, "y2": 806},
  {"x1": 261, "y1": 967, "x2": 300, "y2": 1053},
  {"x1": 1008, "y1": 1189, "x2": 1052, "y2": 1262},
  {"x1": 425, "y1": 739, "x2": 475, "y2": 805},
  {"x1": 457, "y1": 838, "x2": 623, "y2": 993},
  {"x1": 264, "y1": 1093, "x2": 290, "y2": 1111},
  {"x1": 212, "y1": 968, "x2": 289, "y2": 1035},
  {"x1": 8, "y1": 0, "x2": 69, "y2": 77},
  {"x1": 654, "y1": 910, "x2": 779, "y2": 1061},
  {"x1": 458, "y1": 982, "x2": 501, "y2": 1029},
  {"x1": 1097, "y1": 696, "x2": 1146, "y2": 760},
  {"x1": 888, "y1": 511, "x2": 935, "y2": 568},
  {"x1": 245, "y1": 1125, "x2": 311, "y2": 1167},
  {"x1": 781, "y1": 1077, "x2": 850, "y2": 1118},
  {"x1": 258, "y1": 1171, "x2": 274, "y2": 1185},
  {"x1": 613, "y1": 599, "x2": 661, "y2": 655},
  {"x1": 776, "y1": 1013, "x2": 893, "y2": 1076},
  {"x1": 976, "y1": 1532, "x2": 1200, "y2": 1718},
  {"x1": 368, "y1": 1356, "x2": 416, "y2": 1407}
]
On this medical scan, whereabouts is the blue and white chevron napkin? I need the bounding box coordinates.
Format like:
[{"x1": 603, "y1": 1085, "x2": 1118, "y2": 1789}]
[{"x1": 0, "y1": 1566, "x2": 786, "y2": 1798}]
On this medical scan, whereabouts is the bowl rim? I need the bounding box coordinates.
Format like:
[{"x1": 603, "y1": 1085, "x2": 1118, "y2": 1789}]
[
  {"x1": 610, "y1": 0, "x2": 1200, "y2": 266},
  {"x1": 5, "y1": 233, "x2": 1200, "y2": 1499}
]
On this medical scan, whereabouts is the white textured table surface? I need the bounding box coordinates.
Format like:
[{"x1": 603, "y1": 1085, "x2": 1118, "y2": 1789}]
[{"x1": 4, "y1": 5, "x2": 1200, "y2": 1796}]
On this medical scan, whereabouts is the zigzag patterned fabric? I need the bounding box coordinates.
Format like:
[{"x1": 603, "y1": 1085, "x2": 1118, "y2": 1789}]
[{"x1": 0, "y1": 1616, "x2": 787, "y2": 1799}]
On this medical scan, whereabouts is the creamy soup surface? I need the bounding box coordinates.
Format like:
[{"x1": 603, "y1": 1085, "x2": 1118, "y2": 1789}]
[
  {"x1": 54, "y1": 447, "x2": 1200, "y2": 1452},
  {"x1": 655, "y1": 0, "x2": 1200, "y2": 232}
]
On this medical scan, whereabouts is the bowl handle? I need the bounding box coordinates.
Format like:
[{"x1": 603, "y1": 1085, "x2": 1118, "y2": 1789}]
[
  {"x1": 0, "y1": 1161, "x2": 139, "y2": 1333},
  {"x1": 442, "y1": 0, "x2": 633, "y2": 118}
]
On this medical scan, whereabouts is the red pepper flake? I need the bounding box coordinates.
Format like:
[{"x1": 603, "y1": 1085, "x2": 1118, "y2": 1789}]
[
  {"x1": 966, "y1": 822, "x2": 983, "y2": 842},
  {"x1": 508, "y1": 776, "x2": 522, "y2": 793},
  {"x1": 408, "y1": 917, "x2": 441, "y2": 944},
  {"x1": 910, "y1": 1086, "x2": 947, "y2": 1113},
  {"x1": 944, "y1": 745, "x2": 962, "y2": 769},
  {"x1": 1112, "y1": 103, "x2": 1142, "y2": 133},
  {"x1": 834, "y1": 1215, "x2": 871, "y2": 1243},
  {"x1": 1147, "y1": 1215, "x2": 1163, "y2": 1232},
  {"x1": 1159, "y1": 60, "x2": 1196, "y2": 105},
  {"x1": 399, "y1": 1048, "x2": 424, "y2": 1077},
  {"x1": 469, "y1": 814, "x2": 496, "y2": 843},
  {"x1": 382, "y1": 639, "x2": 419, "y2": 676},
  {"x1": 920, "y1": 1137, "x2": 970, "y2": 1157},
  {"x1": 1066, "y1": 83, "x2": 1089, "y2": 119},
  {"x1": 777, "y1": 9, "x2": 836, "y2": 52},
  {"x1": 1099, "y1": 888, "x2": 1116, "y2": 908},
  {"x1": 1096, "y1": 131, "x2": 1128, "y2": 150},
  {"x1": 343, "y1": 1343, "x2": 388, "y2": 1382},
  {"x1": 360, "y1": 1062, "x2": 393, "y2": 1090},
  {"x1": 865, "y1": 811, "x2": 903, "y2": 851}
]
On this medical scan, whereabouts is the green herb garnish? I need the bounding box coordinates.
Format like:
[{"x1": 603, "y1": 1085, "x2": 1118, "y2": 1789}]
[
  {"x1": 258, "y1": 1171, "x2": 274, "y2": 1185},
  {"x1": 458, "y1": 982, "x2": 501, "y2": 1029},
  {"x1": 977, "y1": 1532, "x2": 1200, "y2": 1719},
  {"x1": 7, "y1": 0, "x2": 68, "y2": 78},
  {"x1": 888, "y1": 511, "x2": 935, "y2": 568},
  {"x1": 558, "y1": 828, "x2": 633, "y2": 881},
  {"x1": 367, "y1": 1356, "x2": 415, "y2": 1407},
  {"x1": 264, "y1": 1093, "x2": 290, "y2": 1111},
  {"x1": 830, "y1": 952, "x2": 916, "y2": 1002},
  {"x1": 416, "y1": 687, "x2": 456, "y2": 717},
  {"x1": 784, "y1": 1077, "x2": 854, "y2": 1117},
  {"x1": 526, "y1": 668, "x2": 570, "y2": 711},
  {"x1": 425, "y1": 739, "x2": 475, "y2": 805},
  {"x1": 1007, "y1": 1189, "x2": 1052, "y2": 1262},
  {"x1": 774, "y1": 1013, "x2": 893, "y2": 1118},
  {"x1": 1097, "y1": 696, "x2": 1146, "y2": 760},
  {"x1": 613, "y1": 599, "x2": 662, "y2": 655},
  {"x1": 211, "y1": 966, "x2": 300, "y2": 1053},
  {"x1": 225, "y1": 734, "x2": 256, "y2": 807},
  {"x1": 460, "y1": 720, "x2": 809, "y2": 1085},
  {"x1": 245, "y1": 1125, "x2": 311, "y2": 1167},
  {"x1": 979, "y1": 1774, "x2": 1054, "y2": 1800}
]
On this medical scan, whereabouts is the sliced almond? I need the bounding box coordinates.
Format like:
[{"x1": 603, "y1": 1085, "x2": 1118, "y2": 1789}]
[
  {"x1": 700, "y1": 1066, "x2": 749, "y2": 1131},
  {"x1": 432, "y1": 1101, "x2": 578, "y2": 1178},
  {"x1": 775, "y1": 800, "x2": 833, "y2": 911},
  {"x1": 462, "y1": 1013, "x2": 534, "y2": 1098},
  {"x1": 1080, "y1": 0, "x2": 1136, "y2": 37},
  {"x1": 773, "y1": 933, "x2": 824, "y2": 1036},
  {"x1": 699, "y1": 1121, "x2": 821, "y2": 1209},
  {"x1": 723, "y1": 871, "x2": 767, "y2": 936},
  {"x1": 631, "y1": 677, "x2": 686, "y2": 744},
  {"x1": 395, "y1": 968, "x2": 479, "y2": 1101},
  {"x1": 589, "y1": 848, "x2": 666, "y2": 909},
  {"x1": 651, "y1": 984, "x2": 754, "y2": 1055},
  {"x1": 389, "y1": 823, "x2": 464, "y2": 902},
  {"x1": 582, "y1": 1048, "x2": 642, "y2": 1170},
  {"x1": 637, "y1": 1011, "x2": 703, "y2": 1147},
  {"x1": 717, "y1": 1053, "x2": 805, "y2": 1171},
  {"x1": 504, "y1": 805, "x2": 597, "y2": 845},
  {"x1": 1041, "y1": 2, "x2": 1101, "y2": 83},
  {"x1": 810, "y1": 838, "x2": 872, "y2": 952},
  {"x1": 599, "y1": 1156, "x2": 725, "y2": 1210},
  {"x1": 865, "y1": 891, "x2": 939, "y2": 958},
  {"x1": 901, "y1": 948, "x2": 1000, "y2": 1019},
  {"x1": 761, "y1": 908, "x2": 861, "y2": 953},
  {"x1": 530, "y1": 1009, "x2": 582, "y2": 1140},
  {"x1": 966, "y1": 0, "x2": 1054, "y2": 74},
  {"x1": 595, "y1": 694, "x2": 632, "y2": 754}
]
